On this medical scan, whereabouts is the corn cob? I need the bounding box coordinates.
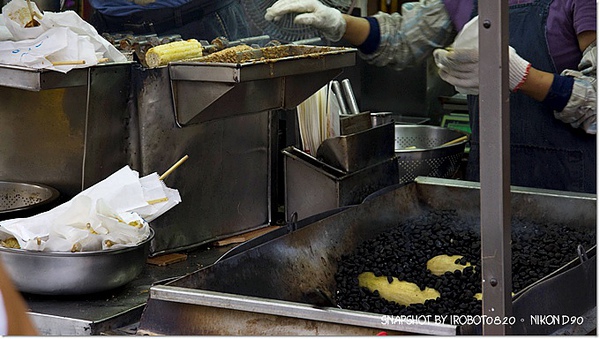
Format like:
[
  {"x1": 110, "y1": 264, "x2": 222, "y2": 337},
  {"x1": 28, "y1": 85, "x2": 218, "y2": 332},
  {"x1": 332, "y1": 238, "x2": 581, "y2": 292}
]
[
  {"x1": 145, "y1": 39, "x2": 203, "y2": 68},
  {"x1": 195, "y1": 44, "x2": 253, "y2": 63}
]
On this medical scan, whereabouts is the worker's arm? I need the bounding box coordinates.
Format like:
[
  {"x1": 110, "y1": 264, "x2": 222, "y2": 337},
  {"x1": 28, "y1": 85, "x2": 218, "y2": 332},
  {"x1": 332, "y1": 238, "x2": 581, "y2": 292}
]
[
  {"x1": 0, "y1": 262, "x2": 38, "y2": 335},
  {"x1": 519, "y1": 32, "x2": 597, "y2": 133},
  {"x1": 265, "y1": 0, "x2": 456, "y2": 70}
]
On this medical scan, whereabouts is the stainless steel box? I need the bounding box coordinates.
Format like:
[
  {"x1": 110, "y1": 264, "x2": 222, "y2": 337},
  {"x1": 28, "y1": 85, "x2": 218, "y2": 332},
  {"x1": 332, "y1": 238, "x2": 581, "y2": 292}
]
[{"x1": 282, "y1": 145, "x2": 398, "y2": 222}]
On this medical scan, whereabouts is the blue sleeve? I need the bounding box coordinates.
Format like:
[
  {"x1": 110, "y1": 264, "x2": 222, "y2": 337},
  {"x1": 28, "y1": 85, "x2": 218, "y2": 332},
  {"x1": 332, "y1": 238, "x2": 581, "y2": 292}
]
[
  {"x1": 542, "y1": 74, "x2": 575, "y2": 112},
  {"x1": 357, "y1": 17, "x2": 381, "y2": 55}
]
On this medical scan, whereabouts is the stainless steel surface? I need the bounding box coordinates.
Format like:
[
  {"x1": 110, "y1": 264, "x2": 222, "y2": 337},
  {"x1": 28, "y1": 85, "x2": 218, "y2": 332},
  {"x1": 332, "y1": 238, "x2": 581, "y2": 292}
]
[
  {"x1": 0, "y1": 229, "x2": 154, "y2": 295},
  {"x1": 0, "y1": 181, "x2": 59, "y2": 214},
  {"x1": 341, "y1": 78, "x2": 360, "y2": 114},
  {"x1": 331, "y1": 80, "x2": 349, "y2": 115},
  {"x1": 130, "y1": 66, "x2": 275, "y2": 255},
  {"x1": 316, "y1": 123, "x2": 395, "y2": 173},
  {"x1": 168, "y1": 45, "x2": 356, "y2": 125},
  {"x1": 394, "y1": 125, "x2": 467, "y2": 183},
  {"x1": 139, "y1": 286, "x2": 457, "y2": 335},
  {"x1": 479, "y1": 1, "x2": 512, "y2": 334},
  {"x1": 138, "y1": 178, "x2": 595, "y2": 335},
  {"x1": 370, "y1": 112, "x2": 393, "y2": 127},
  {"x1": 0, "y1": 64, "x2": 131, "y2": 198},
  {"x1": 340, "y1": 111, "x2": 371, "y2": 135},
  {"x1": 283, "y1": 145, "x2": 398, "y2": 222},
  {"x1": 23, "y1": 242, "x2": 236, "y2": 335},
  {"x1": 0, "y1": 63, "x2": 128, "y2": 91}
]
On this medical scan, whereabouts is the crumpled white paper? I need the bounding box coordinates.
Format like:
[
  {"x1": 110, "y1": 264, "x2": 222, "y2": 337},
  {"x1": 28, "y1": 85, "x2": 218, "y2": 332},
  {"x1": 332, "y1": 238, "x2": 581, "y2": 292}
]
[
  {"x1": 0, "y1": 166, "x2": 182, "y2": 252},
  {"x1": 0, "y1": 0, "x2": 126, "y2": 72}
]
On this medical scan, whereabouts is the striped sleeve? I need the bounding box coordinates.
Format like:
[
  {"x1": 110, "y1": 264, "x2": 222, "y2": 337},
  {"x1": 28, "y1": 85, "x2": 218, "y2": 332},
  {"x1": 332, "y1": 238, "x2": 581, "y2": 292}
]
[{"x1": 358, "y1": 0, "x2": 456, "y2": 70}]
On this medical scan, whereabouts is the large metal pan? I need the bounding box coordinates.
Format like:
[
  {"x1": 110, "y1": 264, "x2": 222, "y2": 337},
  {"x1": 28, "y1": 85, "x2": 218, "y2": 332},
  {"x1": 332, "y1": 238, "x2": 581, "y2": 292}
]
[
  {"x1": 0, "y1": 228, "x2": 154, "y2": 295},
  {"x1": 0, "y1": 181, "x2": 60, "y2": 219}
]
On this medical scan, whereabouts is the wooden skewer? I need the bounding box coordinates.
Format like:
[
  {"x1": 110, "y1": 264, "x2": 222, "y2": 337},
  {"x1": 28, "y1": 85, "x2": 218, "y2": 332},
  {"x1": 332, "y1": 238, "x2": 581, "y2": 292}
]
[
  {"x1": 97, "y1": 57, "x2": 110, "y2": 63},
  {"x1": 441, "y1": 135, "x2": 468, "y2": 147},
  {"x1": 52, "y1": 60, "x2": 86, "y2": 66},
  {"x1": 402, "y1": 135, "x2": 468, "y2": 150},
  {"x1": 159, "y1": 155, "x2": 189, "y2": 180}
]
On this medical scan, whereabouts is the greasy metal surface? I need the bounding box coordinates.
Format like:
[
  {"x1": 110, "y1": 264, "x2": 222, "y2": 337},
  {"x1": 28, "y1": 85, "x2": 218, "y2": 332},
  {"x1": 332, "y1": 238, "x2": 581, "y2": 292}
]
[
  {"x1": 283, "y1": 146, "x2": 398, "y2": 222},
  {"x1": 129, "y1": 66, "x2": 274, "y2": 255},
  {"x1": 512, "y1": 248, "x2": 596, "y2": 334},
  {"x1": 22, "y1": 242, "x2": 236, "y2": 335},
  {"x1": 168, "y1": 46, "x2": 356, "y2": 125},
  {"x1": 139, "y1": 287, "x2": 455, "y2": 335},
  {"x1": 0, "y1": 64, "x2": 131, "y2": 198},
  {"x1": 0, "y1": 64, "x2": 87, "y2": 91},
  {"x1": 138, "y1": 178, "x2": 595, "y2": 335},
  {"x1": 316, "y1": 123, "x2": 395, "y2": 173},
  {"x1": 0, "y1": 229, "x2": 154, "y2": 295}
]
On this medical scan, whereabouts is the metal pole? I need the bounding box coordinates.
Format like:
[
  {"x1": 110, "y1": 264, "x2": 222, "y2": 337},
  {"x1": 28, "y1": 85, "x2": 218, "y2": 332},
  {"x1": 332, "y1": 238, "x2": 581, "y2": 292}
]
[{"x1": 478, "y1": 0, "x2": 513, "y2": 335}]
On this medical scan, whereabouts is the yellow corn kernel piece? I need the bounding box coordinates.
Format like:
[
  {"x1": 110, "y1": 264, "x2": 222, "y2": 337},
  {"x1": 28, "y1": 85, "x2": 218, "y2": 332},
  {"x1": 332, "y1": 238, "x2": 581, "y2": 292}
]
[
  {"x1": 145, "y1": 39, "x2": 203, "y2": 68},
  {"x1": 0, "y1": 237, "x2": 20, "y2": 249},
  {"x1": 358, "y1": 272, "x2": 440, "y2": 306},
  {"x1": 426, "y1": 254, "x2": 472, "y2": 276}
]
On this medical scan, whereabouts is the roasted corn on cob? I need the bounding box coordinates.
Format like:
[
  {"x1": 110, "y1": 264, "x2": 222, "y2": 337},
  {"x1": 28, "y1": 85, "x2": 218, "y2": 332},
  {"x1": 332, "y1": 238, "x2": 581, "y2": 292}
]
[{"x1": 145, "y1": 39, "x2": 203, "y2": 68}]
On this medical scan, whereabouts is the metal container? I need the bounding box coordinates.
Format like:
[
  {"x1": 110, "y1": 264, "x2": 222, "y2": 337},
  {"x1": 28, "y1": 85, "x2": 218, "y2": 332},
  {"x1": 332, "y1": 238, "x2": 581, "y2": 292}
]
[
  {"x1": 316, "y1": 123, "x2": 395, "y2": 173},
  {"x1": 283, "y1": 146, "x2": 398, "y2": 222},
  {"x1": 137, "y1": 178, "x2": 596, "y2": 335},
  {"x1": 370, "y1": 112, "x2": 393, "y2": 127},
  {"x1": 0, "y1": 63, "x2": 132, "y2": 199},
  {"x1": 0, "y1": 228, "x2": 154, "y2": 295},
  {"x1": 394, "y1": 125, "x2": 468, "y2": 183},
  {"x1": 0, "y1": 181, "x2": 60, "y2": 219}
]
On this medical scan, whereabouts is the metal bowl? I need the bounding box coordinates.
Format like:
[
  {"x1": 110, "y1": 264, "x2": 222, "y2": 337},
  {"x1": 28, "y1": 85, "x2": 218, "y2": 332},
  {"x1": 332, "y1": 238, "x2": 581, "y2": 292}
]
[
  {"x1": 0, "y1": 228, "x2": 154, "y2": 295},
  {"x1": 394, "y1": 125, "x2": 468, "y2": 183},
  {"x1": 0, "y1": 181, "x2": 60, "y2": 218}
]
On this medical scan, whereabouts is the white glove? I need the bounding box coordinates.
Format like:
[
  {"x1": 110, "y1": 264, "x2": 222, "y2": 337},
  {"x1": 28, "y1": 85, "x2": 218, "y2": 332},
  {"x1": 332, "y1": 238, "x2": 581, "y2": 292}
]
[
  {"x1": 433, "y1": 48, "x2": 479, "y2": 95},
  {"x1": 433, "y1": 46, "x2": 531, "y2": 94},
  {"x1": 264, "y1": 0, "x2": 347, "y2": 42}
]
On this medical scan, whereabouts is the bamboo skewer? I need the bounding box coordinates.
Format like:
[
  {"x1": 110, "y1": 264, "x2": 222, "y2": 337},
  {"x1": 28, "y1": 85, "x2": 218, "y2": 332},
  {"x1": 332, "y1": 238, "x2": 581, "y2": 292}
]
[
  {"x1": 159, "y1": 155, "x2": 189, "y2": 180},
  {"x1": 24, "y1": 0, "x2": 40, "y2": 27},
  {"x1": 51, "y1": 60, "x2": 86, "y2": 66},
  {"x1": 402, "y1": 135, "x2": 468, "y2": 150},
  {"x1": 441, "y1": 135, "x2": 468, "y2": 147}
]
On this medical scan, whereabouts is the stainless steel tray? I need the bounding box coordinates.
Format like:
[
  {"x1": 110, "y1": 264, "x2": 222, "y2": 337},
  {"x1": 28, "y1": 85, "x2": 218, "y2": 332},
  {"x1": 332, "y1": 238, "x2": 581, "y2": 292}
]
[
  {"x1": 167, "y1": 45, "x2": 356, "y2": 125},
  {"x1": 0, "y1": 62, "x2": 132, "y2": 91}
]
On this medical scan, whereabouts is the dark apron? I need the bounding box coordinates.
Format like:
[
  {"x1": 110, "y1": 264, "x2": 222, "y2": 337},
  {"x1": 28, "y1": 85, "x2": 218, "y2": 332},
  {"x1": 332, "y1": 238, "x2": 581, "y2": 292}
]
[
  {"x1": 465, "y1": 0, "x2": 596, "y2": 193},
  {"x1": 90, "y1": 0, "x2": 249, "y2": 41}
]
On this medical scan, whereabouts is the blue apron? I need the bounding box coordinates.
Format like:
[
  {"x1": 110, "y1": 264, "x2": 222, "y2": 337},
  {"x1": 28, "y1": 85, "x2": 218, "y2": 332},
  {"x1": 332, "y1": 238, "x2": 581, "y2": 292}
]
[{"x1": 464, "y1": 0, "x2": 596, "y2": 193}]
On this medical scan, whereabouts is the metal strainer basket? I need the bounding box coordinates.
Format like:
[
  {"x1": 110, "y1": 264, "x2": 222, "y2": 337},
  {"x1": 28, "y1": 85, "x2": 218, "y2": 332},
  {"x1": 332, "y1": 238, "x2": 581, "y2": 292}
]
[
  {"x1": 394, "y1": 125, "x2": 469, "y2": 183},
  {"x1": 0, "y1": 181, "x2": 60, "y2": 217}
]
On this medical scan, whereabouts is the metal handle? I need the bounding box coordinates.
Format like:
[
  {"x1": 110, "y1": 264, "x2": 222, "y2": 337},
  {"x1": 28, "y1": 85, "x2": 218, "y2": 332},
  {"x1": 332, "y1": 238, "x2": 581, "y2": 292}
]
[
  {"x1": 331, "y1": 80, "x2": 349, "y2": 115},
  {"x1": 341, "y1": 79, "x2": 360, "y2": 114}
]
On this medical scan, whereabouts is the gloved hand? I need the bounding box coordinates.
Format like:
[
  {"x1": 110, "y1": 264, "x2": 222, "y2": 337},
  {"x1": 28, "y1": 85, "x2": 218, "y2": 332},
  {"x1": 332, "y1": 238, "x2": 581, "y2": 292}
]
[
  {"x1": 264, "y1": 0, "x2": 347, "y2": 42},
  {"x1": 433, "y1": 46, "x2": 532, "y2": 95}
]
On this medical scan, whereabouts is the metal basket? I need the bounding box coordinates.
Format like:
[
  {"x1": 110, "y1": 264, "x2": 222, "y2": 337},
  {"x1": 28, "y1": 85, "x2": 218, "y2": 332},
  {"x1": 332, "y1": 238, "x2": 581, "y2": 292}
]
[
  {"x1": 0, "y1": 181, "x2": 60, "y2": 217},
  {"x1": 394, "y1": 125, "x2": 468, "y2": 183}
]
